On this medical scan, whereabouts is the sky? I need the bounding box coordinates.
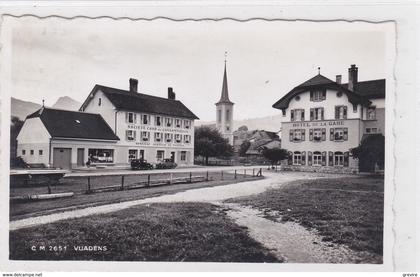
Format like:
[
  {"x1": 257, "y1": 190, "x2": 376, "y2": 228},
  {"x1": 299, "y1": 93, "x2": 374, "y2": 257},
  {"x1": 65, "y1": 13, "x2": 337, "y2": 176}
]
[{"x1": 11, "y1": 18, "x2": 387, "y2": 122}]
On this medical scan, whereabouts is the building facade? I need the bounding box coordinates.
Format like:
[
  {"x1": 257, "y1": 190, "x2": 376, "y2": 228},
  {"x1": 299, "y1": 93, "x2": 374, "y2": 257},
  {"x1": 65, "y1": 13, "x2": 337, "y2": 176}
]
[
  {"x1": 215, "y1": 61, "x2": 234, "y2": 145},
  {"x1": 17, "y1": 78, "x2": 198, "y2": 169},
  {"x1": 273, "y1": 65, "x2": 385, "y2": 173}
]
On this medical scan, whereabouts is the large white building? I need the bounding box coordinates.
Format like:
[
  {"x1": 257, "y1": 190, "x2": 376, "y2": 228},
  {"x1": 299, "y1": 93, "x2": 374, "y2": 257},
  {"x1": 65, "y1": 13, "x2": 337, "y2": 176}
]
[
  {"x1": 273, "y1": 65, "x2": 385, "y2": 173},
  {"x1": 17, "y1": 78, "x2": 199, "y2": 169}
]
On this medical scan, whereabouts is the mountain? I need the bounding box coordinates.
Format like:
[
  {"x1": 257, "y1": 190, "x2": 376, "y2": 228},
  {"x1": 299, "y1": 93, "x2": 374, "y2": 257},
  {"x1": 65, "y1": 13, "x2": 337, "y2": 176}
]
[
  {"x1": 52, "y1": 96, "x2": 82, "y2": 111},
  {"x1": 197, "y1": 114, "x2": 284, "y2": 133},
  {"x1": 11, "y1": 97, "x2": 42, "y2": 120}
]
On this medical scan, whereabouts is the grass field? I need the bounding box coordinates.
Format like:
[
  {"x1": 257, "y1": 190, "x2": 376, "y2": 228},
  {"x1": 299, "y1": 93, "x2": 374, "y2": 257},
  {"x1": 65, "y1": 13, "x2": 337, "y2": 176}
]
[
  {"x1": 10, "y1": 172, "x2": 260, "y2": 220},
  {"x1": 10, "y1": 202, "x2": 279, "y2": 262},
  {"x1": 228, "y1": 176, "x2": 384, "y2": 258}
]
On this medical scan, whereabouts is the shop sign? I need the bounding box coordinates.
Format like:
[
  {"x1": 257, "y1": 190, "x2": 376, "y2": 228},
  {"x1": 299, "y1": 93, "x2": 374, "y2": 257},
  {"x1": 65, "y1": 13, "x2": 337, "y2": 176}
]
[
  {"x1": 292, "y1": 120, "x2": 345, "y2": 128},
  {"x1": 128, "y1": 124, "x2": 189, "y2": 134}
]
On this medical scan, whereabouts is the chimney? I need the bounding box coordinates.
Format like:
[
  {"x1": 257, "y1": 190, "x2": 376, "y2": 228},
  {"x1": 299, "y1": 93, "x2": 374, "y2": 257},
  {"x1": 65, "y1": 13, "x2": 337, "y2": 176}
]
[
  {"x1": 348, "y1": 64, "x2": 358, "y2": 91},
  {"x1": 168, "y1": 87, "x2": 176, "y2": 100},
  {"x1": 129, "y1": 78, "x2": 138, "y2": 93},
  {"x1": 336, "y1": 75, "x2": 342, "y2": 84}
]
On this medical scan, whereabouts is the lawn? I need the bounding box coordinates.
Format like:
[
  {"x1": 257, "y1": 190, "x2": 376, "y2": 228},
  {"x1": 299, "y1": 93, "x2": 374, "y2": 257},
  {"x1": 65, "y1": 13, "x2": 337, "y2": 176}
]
[
  {"x1": 228, "y1": 176, "x2": 384, "y2": 258},
  {"x1": 10, "y1": 202, "x2": 279, "y2": 262}
]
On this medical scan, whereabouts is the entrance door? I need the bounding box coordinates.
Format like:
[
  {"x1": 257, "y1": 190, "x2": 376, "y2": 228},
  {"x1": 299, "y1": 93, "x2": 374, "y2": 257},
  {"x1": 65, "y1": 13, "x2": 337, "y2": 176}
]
[
  {"x1": 53, "y1": 148, "x2": 72, "y2": 169},
  {"x1": 170, "y1": 151, "x2": 175, "y2": 162},
  {"x1": 77, "y1": 148, "x2": 85, "y2": 166},
  {"x1": 139, "y1": 150, "x2": 145, "y2": 159}
]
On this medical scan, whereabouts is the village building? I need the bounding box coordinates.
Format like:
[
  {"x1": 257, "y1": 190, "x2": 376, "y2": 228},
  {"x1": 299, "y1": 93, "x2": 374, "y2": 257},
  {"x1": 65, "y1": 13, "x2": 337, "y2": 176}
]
[
  {"x1": 215, "y1": 60, "x2": 234, "y2": 145},
  {"x1": 17, "y1": 78, "x2": 198, "y2": 169},
  {"x1": 272, "y1": 65, "x2": 385, "y2": 173}
]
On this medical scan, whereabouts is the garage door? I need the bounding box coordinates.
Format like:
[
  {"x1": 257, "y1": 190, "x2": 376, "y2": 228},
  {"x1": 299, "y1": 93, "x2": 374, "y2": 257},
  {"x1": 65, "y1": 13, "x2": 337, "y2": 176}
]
[{"x1": 53, "y1": 148, "x2": 72, "y2": 169}]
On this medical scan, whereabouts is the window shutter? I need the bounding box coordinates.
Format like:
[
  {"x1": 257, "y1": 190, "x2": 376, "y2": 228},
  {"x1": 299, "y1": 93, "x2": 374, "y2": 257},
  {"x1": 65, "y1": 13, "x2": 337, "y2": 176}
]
[
  {"x1": 310, "y1": 91, "x2": 314, "y2": 101},
  {"x1": 301, "y1": 110, "x2": 305, "y2": 121},
  {"x1": 301, "y1": 129, "x2": 305, "y2": 141},
  {"x1": 288, "y1": 151, "x2": 293, "y2": 165},
  {"x1": 134, "y1": 131, "x2": 137, "y2": 140},
  {"x1": 335, "y1": 107, "x2": 339, "y2": 119},
  {"x1": 343, "y1": 106, "x2": 347, "y2": 119},
  {"x1": 291, "y1": 110, "x2": 295, "y2": 121},
  {"x1": 289, "y1": 130, "x2": 293, "y2": 142},
  {"x1": 125, "y1": 112, "x2": 129, "y2": 123},
  {"x1": 125, "y1": 130, "x2": 129, "y2": 140},
  {"x1": 301, "y1": 151, "x2": 306, "y2": 165},
  {"x1": 322, "y1": 128, "x2": 326, "y2": 141},
  {"x1": 343, "y1": 128, "x2": 348, "y2": 141},
  {"x1": 308, "y1": 151, "x2": 312, "y2": 166},
  {"x1": 344, "y1": 151, "x2": 349, "y2": 167},
  {"x1": 321, "y1": 108, "x2": 324, "y2": 120},
  {"x1": 322, "y1": 151, "x2": 327, "y2": 166},
  {"x1": 322, "y1": 89, "x2": 326, "y2": 100},
  {"x1": 328, "y1": 151, "x2": 334, "y2": 166},
  {"x1": 330, "y1": 128, "x2": 334, "y2": 141},
  {"x1": 309, "y1": 129, "x2": 313, "y2": 141},
  {"x1": 310, "y1": 108, "x2": 314, "y2": 121}
]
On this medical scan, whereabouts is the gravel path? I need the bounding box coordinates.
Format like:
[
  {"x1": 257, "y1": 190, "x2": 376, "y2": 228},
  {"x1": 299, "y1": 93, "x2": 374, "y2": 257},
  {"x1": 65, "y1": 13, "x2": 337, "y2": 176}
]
[{"x1": 221, "y1": 203, "x2": 381, "y2": 263}]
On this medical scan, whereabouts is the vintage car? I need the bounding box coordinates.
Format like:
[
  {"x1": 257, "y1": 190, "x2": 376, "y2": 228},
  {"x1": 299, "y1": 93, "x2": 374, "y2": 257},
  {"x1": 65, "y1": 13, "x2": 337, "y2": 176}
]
[
  {"x1": 155, "y1": 159, "x2": 177, "y2": 169},
  {"x1": 130, "y1": 159, "x2": 154, "y2": 170}
]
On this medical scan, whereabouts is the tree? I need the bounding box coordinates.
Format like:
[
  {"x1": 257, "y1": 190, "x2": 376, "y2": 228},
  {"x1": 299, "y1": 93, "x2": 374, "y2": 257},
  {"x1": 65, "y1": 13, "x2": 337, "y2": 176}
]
[
  {"x1": 350, "y1": 134, "x2": 385, "y2": 172},
  {"x1": 194, "y1": 126, "x2": 234, "y2": 165},
  {"x1": 10, "y1": 116, "x2": 24, "y2": 159},
  {"x1": 262, "y1": 147, "x2": 289, "y2": 167},
  {"x1": 239, "y1": 140, "x2": 251, "y2": 157}
]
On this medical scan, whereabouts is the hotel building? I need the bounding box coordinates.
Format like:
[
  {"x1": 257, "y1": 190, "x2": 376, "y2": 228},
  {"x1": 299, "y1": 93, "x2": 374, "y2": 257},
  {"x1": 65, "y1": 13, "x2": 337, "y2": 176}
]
[{"x1": 272, "y1": 65, "x2": 385, "y2": 173}]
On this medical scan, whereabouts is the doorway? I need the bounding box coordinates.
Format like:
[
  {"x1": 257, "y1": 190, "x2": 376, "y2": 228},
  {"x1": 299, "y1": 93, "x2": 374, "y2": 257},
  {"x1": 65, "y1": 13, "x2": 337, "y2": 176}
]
[{"x1": 77, "y1": 148, "x2": 85, "y2": 166}]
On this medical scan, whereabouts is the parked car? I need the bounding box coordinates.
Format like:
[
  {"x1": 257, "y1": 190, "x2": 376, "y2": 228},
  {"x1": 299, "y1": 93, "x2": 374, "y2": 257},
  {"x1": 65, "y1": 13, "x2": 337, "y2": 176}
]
[
  {"x1": 130, "y1": 159, "x2": 154, "y2": 170},
  {"x1": 155, "y1": 159, "x2": 177, "y2": 169}
]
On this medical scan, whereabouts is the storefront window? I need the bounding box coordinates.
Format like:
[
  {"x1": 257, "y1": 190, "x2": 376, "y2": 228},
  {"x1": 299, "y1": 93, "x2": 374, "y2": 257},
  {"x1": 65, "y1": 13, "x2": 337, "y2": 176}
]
[
  {"x1": 181, "y1": 151, "x2": 187, "y2": 161},
  {"x1": 128, "y1": 149, "x2": 138, "y2": 161},
  {"x1": 156, "y1": 150, "x2": 165, "y2": 161},
  {"x1": 88, "y1": 149, "x2": 114, "y2": 163}
]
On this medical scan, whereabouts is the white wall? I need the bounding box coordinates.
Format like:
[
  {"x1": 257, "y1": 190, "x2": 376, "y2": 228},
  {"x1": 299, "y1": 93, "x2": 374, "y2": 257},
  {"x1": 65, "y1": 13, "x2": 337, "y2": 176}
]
[
  {"x1": 16, "y1": 117, "x2": 51, "y2": 165},
  {"x1": 82, "y1": 90, "x2": 117, "y2": 132}
]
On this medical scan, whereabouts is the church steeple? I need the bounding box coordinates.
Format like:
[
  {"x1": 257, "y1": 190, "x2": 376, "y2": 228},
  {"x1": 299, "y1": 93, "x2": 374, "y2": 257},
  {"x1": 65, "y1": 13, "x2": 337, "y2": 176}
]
[{"x1": 216, "y1": 54, "x2": 234, "y2": 105}]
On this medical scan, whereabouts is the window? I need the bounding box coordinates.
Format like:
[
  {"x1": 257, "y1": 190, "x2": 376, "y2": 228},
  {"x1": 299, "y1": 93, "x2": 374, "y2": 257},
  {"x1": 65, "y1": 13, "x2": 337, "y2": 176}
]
[
  {"x1": 126, "y1": 130, "x2": 136, "y2": 141},
  {"x1": 313, "y1": 129, "x2": 322, "y2": 141},
  {"x1": 39, "y1": 150, "x2": 43, "y2": 155},
  {"x1": 289, "y1": 129, "x2": 305, "y2": 142},
  {"x1": 154, "y1": 132, "x2": 162, "y2": 142},
  {"x1": 367, "y1": 106, "x2": 376, "y2": 120},
  {"x1": 165, "y1": 118, "x2": 173, "y2": 127},
  {"x1": 334, "y1": 152, "x2": 344, "y2": 166},
  {"x1": 226, "y1": 109, "x2": 230, "y2": 121},
  {"x1": 30, "y1": 150, "x2": 34, "y2": 155},
  {"x1": 366, "y1": 127, "x2": 378, "y2": 134},
  {"x1": 293, "y1": 152, "x2": 302, "y2": 165},
  {"x1": 141, "y1": 131, "x2": 150, "y2": 141},
  {"x1": 184, "y1": 120, "x2": 191, "y2": 129},
  {"x1": 22, "y1": 150, "x2": 26, "y2": 155},
  {"x1": 165, "y1": 133, "x2": 173, "y2": 142},
  {"x1": 310, "y1": 108, "x2": 324, "y2": 121},
  {"x1": 128, "y1": 149, "x2": 138, "y2": 161},
  {"x1": 291, "y1": 109, "x2": 305, "y2": 121},
  {"x1": 98, "y1": 98, "x2": 102, "y2": 106},
  {"x1": 313, "y1": 151, "x2": 322, "y2": 166},
  {"x1": 353, "y1": 104, "x2": 357, "y2": 113},
  {"x1": 226, "y1": 126, "x2": 230, "y2": 131},
  {"x1": 310, "y1": 89, "x2": 326, "y2": 101},
  {"x1": 217, "y1": 110, "x2": 222, "y2": 123},
  {"x1": 175, "y1": 134, "x2": 182, "y2": 143},
  {"x1": 180, "y1": 151, "x2": 187, "y2": 161},
  {"x1": 175, "y1": 119, "x2": 181, "y2": 128},
  {"x1": 184, "y1": 135, "x2": 191, "y2": 143},
  {"x1": 156, "y1": 150, "x2": 165, "y2": 161},
  {"x1": 126, "y1": 112, "x2": 136, "y2": 123},
  {"x1": 330, "y1": 128, "x2": 348, "y2": 141},
  {"x1": 141, "y1": 114, "x2": 150, "y2": 125},
  {"x1": 88, "y1": 149, "x2": 114, "y2": 163},
  {"x1": 155, "y1": 116, "x2": 162, "y2": 126},
  {"x1": 335, "y1": 106, "x2": 348, "y2": 119}
]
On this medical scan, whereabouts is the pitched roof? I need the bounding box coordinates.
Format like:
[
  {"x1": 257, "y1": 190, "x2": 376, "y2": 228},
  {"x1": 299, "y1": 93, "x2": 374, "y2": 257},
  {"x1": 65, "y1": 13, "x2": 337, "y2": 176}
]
[
  {"x1": 216, "y1": 63, "x2": 234, "y2": 105},
  {"x1": 272, "y1": 74, "x2": 373, "y2": 110},
  {"x1": 341, "y1": 79, "x2": 385, "y2": 99},
  {"x1": 81, "y1": 85, "x2": 199, "y2": 120},
  {"x1": 27, "y1": 108, "x2": 119, "y2": 141}
]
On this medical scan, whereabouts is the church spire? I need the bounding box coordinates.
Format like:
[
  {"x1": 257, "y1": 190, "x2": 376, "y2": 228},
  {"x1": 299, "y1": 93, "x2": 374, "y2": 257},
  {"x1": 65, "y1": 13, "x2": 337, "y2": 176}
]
[{"x1": 216, "y1": 52, "x2": 234, "y2": 105}]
